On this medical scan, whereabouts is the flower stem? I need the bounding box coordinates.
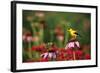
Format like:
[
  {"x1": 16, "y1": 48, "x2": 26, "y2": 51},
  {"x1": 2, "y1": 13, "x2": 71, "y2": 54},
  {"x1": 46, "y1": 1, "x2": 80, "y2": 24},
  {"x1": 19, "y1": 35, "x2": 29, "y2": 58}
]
[
  {"x1": 73, "y1": 51, "x2": 76, "y2": 60},
  {"x1": 28, "y1": 42, "x2": 32, "y2": 59}
]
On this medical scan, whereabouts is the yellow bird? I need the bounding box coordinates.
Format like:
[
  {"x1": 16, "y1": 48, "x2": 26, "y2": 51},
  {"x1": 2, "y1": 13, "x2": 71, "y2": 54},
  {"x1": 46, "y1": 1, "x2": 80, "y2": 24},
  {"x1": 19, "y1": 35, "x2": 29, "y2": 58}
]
[{"x1": 68, "y1": 28, "x2": 78, "y2": 39}]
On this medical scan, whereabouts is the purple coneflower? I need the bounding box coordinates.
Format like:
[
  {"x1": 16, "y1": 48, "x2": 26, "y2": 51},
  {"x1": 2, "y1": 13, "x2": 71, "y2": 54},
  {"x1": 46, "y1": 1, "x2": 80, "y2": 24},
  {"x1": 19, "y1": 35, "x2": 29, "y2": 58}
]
[
  {"x1": 65, "y1": 41, "x2": 80, "y2": 49},
  {"x1": 40, "y1": 50, "x2": 57, "y2": 60}
]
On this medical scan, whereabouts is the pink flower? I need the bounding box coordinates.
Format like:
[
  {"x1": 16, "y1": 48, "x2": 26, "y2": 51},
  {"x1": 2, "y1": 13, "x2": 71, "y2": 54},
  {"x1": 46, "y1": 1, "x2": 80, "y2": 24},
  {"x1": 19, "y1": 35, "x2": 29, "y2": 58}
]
[
  {"x1": 41, "y1": 52, "x2": 57, "y2": 60},
  {"x1": 65, "y1": 42, "x2": 74, "y2": 49},
  {"x1": 75, "y1": 41, "x2": 80, "y2": 48},
  {"x1": 56, "y1": 35, "x2": 64, "y2": 41},
  {"x1": 22, "y1": 35, "x2": 26, "y2": 40},
  {"x1": 32, "y1": 36, "x2": 39, "y2": 42},
  {"x1": 27, "y1": 36, "x2": 33, "y2": 42},
  {"x1": 41, "y1": 52, "x2": 48, "y2": 59},
  {"x1": 35, "y1": 12, "x2": 45, "y2": 18},
  {"x1": 22, "y1": 32, "x2": 33, "y2": 42},
  {"x1": 65, "y1": 41, "x2": 80, "y2": 49}
]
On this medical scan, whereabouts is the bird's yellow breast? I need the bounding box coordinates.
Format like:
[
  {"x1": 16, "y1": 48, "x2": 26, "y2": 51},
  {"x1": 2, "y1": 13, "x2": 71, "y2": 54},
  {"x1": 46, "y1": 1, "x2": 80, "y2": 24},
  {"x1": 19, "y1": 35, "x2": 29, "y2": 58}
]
[{"x1": 68, "y1": 28, "x2": 77, "y2": 38}]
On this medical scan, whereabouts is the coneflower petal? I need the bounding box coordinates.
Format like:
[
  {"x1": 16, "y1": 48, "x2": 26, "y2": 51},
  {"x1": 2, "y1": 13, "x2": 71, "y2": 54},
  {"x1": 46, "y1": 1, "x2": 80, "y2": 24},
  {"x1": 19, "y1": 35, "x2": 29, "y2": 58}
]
[{"x1": 75, "y1": 41, "x2": 80, "y2": 48}]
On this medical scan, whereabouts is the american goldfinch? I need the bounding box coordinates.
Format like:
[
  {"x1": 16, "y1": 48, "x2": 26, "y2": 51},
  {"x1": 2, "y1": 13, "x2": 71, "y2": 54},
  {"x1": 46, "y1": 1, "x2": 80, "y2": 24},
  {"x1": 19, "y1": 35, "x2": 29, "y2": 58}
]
[{"x1": 68, "y1": 28, "x2": 79, "y2": 39}]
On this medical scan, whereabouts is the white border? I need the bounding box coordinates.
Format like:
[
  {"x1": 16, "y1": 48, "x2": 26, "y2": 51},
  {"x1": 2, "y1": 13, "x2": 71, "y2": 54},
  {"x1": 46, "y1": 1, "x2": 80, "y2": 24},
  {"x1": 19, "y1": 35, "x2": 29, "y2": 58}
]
[{"x1": 16, "y1": 3, "x2": 96, "y2": 70}]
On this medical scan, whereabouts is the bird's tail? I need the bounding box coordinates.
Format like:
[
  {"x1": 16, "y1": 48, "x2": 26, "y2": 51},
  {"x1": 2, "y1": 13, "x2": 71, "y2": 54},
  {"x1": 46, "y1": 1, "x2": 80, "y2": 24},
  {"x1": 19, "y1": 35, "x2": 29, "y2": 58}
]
[{"x1": 75, "y1": 32, "x2": 81, "y2": 37}]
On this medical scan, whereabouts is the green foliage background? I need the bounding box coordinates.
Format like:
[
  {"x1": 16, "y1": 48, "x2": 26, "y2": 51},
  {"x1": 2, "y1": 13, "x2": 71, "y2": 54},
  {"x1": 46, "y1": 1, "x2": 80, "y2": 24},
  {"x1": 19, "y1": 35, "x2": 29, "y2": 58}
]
[
  {"x1": 23, "y1": 10, "x2": 91, "y2": 45},
  {"x1": 22, "y1": 10, "x2": 91, "y2": 62}
]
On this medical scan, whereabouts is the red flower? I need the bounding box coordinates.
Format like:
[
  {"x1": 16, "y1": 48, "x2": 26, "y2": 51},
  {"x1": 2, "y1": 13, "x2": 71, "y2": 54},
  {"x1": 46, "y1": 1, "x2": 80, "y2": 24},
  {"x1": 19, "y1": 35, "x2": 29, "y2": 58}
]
[
  {"x1": 56, "y1": 49, "x2": 67, "y2": 61},
  {"x1": 66, "y1": 49, "x2": 73, "y2": 55},
  {"x1": 75, "y1": 50, "x2": 83, "y2": 55},
  {"x1": 56, "y1": 53, "x2": 66, "y2": 61},
  {"x1": 32, "y1": 46, "x2": 38, "y2": 51},
  {"x1": 59, "y1": 48, "x2": 66, "y2": 53},
  {"x1": 66, "y1": 55, "x2": 74, "y2": 60},
  {"x1": 32, "y1": 45, "x2": 47, "y2": 53},
  {"x1": 25, "y1": 32, "x2": 32, "y2": 37},
  {"x1": 39, "y1": 58, "x2": 48, "y2": 62},
  {"x1": 85, "y1": 54, "x2": 91, "y2": 59},
  {"x1": 49, "y1": 44, "x2": 58, "y2": 51},
  {"x1": 75, "y1": 50, "x2": 83, "y2": 60},
  {"x1": 56, "y1": 56, "x2": 65, "y2": 61}
]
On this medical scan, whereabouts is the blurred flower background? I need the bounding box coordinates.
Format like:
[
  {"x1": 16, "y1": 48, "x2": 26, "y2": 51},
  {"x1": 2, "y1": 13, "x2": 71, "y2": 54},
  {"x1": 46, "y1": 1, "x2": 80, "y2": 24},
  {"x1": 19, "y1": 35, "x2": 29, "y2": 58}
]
[{"x1": 22, "y1": 10, "x2": 91, "y2": 63}]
